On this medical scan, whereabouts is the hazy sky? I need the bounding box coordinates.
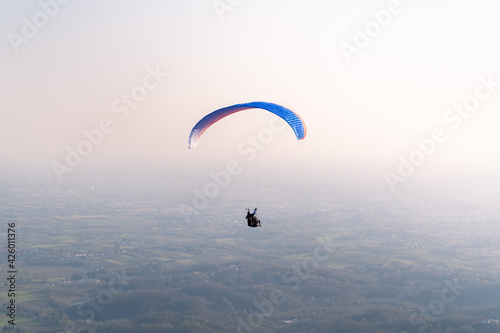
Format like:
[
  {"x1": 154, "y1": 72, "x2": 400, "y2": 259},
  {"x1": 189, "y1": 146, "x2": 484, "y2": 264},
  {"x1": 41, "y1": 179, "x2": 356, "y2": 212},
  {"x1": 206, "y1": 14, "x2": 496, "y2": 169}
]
[{"x1": 2, "y1": 0, "x2": 500, "y2": 191}]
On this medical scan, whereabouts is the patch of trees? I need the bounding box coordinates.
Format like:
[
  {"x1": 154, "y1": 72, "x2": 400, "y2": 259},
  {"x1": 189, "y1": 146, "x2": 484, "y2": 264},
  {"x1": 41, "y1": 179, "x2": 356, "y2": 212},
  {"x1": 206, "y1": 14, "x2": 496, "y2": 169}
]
[{"x1": 14, "y1": 261, "x2": 500, "y2": 332}]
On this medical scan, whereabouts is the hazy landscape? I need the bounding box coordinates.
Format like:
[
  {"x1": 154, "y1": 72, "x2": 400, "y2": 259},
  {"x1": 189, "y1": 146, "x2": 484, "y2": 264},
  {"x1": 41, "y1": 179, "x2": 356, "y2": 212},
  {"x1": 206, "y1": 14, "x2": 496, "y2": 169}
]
[
  {"x1": 3, "y1": 1, "x2": 500, "y2": 332},
  {"x1": 1, "y1": 170, "x2": 499, "y2": 332}
]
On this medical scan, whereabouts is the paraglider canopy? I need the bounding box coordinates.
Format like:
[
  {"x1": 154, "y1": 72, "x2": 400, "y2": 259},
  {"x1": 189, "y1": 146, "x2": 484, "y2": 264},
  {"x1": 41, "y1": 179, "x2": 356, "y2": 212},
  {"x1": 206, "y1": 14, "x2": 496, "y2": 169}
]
[{"x1": 188, "y1": 101, "x2": 306, "y2": 149}]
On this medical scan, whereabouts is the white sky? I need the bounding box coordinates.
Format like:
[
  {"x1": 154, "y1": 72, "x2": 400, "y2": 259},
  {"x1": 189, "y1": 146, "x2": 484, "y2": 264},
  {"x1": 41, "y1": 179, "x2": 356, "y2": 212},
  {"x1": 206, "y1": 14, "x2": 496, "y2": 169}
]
[{"x1": 1, "y1": 0, "x2": 500, "y2": 190}]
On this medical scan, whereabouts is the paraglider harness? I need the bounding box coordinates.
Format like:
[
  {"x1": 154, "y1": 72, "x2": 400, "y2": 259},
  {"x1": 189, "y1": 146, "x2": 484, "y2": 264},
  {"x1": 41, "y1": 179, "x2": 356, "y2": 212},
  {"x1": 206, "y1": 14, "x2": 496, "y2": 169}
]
[{"x1": 246, "y1": 208, "x2": 261, "y2": 227}]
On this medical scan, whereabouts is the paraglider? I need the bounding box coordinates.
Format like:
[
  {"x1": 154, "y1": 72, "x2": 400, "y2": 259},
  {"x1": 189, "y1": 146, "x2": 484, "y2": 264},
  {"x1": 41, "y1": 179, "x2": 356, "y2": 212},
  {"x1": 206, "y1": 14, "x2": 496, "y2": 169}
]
[
  {"x1": 188, "y1": 101, "x2": 306, "y2": 149},
  {"x1": 246, "y1": 208, "x2": 260, "y2": 227},
  {"x1": 188, "y1": 101, "x2": 306, "y2": 228}
]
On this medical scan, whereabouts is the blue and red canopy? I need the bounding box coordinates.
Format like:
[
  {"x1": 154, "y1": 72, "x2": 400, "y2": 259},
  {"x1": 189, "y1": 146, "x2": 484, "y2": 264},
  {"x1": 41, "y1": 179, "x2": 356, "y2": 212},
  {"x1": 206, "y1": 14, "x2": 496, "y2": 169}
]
[{"x1": 188, "y1": 101, "x2": 306, "y2": 149}]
